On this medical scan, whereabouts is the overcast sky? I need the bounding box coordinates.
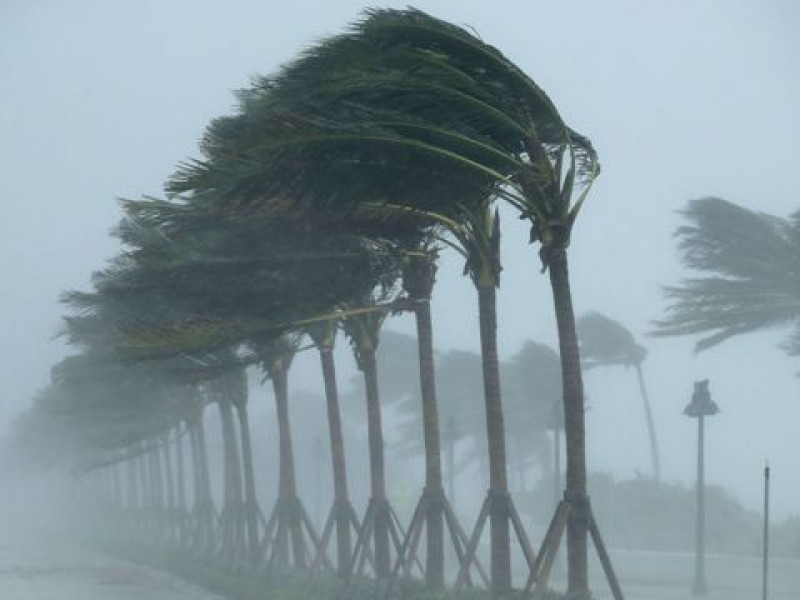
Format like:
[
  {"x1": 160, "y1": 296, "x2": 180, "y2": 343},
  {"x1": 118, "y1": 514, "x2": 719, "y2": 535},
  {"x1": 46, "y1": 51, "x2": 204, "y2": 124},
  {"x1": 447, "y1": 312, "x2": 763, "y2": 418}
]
[{"x1": 1, "y1": 0, "x2": 799, "y2": 518}]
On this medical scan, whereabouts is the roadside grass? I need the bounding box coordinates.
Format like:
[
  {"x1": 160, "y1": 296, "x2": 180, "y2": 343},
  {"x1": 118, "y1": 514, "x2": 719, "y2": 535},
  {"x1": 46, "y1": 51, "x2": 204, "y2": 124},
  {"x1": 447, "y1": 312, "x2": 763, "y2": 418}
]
[{"x1": 94, "y1": 540, "x2": 565, "y2": 600}]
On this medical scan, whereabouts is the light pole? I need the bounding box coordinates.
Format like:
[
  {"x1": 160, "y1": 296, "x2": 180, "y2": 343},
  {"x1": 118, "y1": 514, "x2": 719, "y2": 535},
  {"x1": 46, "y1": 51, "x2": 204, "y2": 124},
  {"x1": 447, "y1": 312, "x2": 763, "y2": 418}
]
[
  {"x1": 763, "y1": 461, "x2": 770, "y2": 600},
  {"x1": 684, "y1": 379, "x2": 719, "y2": 595}
]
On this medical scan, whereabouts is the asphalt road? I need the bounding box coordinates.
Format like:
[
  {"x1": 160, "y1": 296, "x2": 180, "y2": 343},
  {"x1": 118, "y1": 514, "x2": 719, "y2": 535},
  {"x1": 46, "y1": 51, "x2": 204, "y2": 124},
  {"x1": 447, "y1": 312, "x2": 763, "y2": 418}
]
[{"x1": 0, "y1": 537, "x2": 226, "y2": 600}]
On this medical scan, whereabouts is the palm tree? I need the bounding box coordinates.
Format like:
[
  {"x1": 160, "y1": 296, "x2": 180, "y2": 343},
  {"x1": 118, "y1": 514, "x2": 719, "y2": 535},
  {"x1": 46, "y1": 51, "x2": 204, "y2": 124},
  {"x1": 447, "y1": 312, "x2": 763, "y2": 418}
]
[
  {"x1": 341, "y1": 290, "x2": 403, "y2": 579},
  {"x1": 578, "y1": 311, "x2": 660, "y2": 481},
  {"x1": 254, "y1": 334, "x2": 315, "y2": 570},
  {"x1": 204, "y1": 371, "x2": 248, "y2": 564},
  {"x1": 306, "y1": 318, "x2": 360, "y2": 578},
  {"x1": 654, "y1": 197, "x2": 800, "y2": 351}
]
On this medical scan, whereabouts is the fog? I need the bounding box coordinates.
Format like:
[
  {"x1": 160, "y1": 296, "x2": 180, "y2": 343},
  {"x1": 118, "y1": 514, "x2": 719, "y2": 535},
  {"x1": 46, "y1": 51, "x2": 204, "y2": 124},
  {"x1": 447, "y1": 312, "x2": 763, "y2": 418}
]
[{"x1": 0, "y1": 1, "x2": 798, "y2": 598}]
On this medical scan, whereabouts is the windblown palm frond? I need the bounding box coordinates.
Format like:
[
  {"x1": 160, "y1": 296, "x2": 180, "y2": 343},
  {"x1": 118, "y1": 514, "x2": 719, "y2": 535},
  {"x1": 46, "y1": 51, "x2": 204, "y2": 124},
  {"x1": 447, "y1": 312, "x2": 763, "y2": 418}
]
[
  {"x1": 167, "y1": 7, "x2": 597, "y2": 268},
  {"x1": 654, "y1": 197, "x2": 800, "y2": 351}
]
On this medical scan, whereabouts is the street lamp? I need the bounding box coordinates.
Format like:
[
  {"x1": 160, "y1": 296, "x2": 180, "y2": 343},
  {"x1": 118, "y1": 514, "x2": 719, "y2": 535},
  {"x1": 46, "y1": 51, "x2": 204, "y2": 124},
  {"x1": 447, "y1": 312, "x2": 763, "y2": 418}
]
[{"x1": 683, "y1": 379, "x2": 719, "y2": 595}]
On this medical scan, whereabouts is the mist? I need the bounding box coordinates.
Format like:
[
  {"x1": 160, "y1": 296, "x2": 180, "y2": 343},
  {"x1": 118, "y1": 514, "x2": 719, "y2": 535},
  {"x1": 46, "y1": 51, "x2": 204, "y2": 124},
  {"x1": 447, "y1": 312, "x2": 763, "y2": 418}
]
[{"x1": 1, "y1": 1, "x2": 799, "y2": 598}]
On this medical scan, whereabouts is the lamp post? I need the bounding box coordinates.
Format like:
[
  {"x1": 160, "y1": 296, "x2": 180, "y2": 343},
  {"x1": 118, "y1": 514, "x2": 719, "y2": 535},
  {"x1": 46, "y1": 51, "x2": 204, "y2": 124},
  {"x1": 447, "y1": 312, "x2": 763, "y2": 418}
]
[
  {"x1": 763, "y1": 461, "x2": 770, "y2": 600},
  {"x1": 684, "y1": 379, "x2": 719, "y2": 595}
]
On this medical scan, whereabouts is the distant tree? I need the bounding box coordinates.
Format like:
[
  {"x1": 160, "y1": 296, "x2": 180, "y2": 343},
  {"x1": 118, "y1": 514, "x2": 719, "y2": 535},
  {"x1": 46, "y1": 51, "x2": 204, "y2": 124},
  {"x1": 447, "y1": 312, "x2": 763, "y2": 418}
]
[
  {"x1": 578, "y1": 312, "x2": 660, "y2": 481},
  {"x1": 502, "y1": 340, "x2": 562, "y2": 493},
  {"x1": 395, "y1": 341, "x2": 559, "y2": 501},
  {"x1": 392, "y1": 349, "x2": 486, "y2": 485}
]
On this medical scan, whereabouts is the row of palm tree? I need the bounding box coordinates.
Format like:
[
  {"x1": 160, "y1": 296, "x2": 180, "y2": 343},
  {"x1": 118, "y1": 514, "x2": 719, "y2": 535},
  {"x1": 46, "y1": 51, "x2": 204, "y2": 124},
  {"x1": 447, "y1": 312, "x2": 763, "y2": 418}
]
[
  {"x1": 8, "y1": 8, "x2": 636, "y2": 599},
  {"x1": 167, "y1": 9, "x2": 600, "y2": 595}
]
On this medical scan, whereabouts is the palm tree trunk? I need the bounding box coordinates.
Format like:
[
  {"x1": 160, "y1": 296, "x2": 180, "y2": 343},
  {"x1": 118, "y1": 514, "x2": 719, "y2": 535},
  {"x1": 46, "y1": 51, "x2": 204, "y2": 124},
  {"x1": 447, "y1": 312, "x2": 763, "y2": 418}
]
[
  {"x1": 319, "y1": 346, "x2": 352, "y2": 577},
  {"x1": 125, "y1": 452, "x2": 138, "y2": 538},
  {"x1": 548, "y1": 249, "x2": 589, "y2": 598},
  {"x1": 415, "y1": 297, "x2": 445, "y2": 588},
  {"x1": 175, "y1": 425, "x2": 187, "y2": 544},
  {"x1": 218, "y1": 398, "x2": 245, "y2": 557},
  {"x1": 361, "y1": 346, "x2": 391, "y2": 578},
  {"x1": 136, "y1": 443, "x2": 149, "y2": 539},
  {"x1": 477, "y1": 282, "x2": 511, "y2": 593},
  {"x1": 148, "y1": 442, "x2": 165, "y2": 543},
  {"x1": 634, "y1": 363, "x2": 661, "y2": 481},
  {"x1": 272, "y1": 365, "x2": 307, "y2": 569},
  {"x1": 192, "y1": 416, "x2": 215, "y2": 551},
  {"x1": 161, "y1": 433, "x2": 177, "y2": 543},
  {"x1": 126, "y1": 452, "x2": 138, "y2": 510},
  {"x1": 235, "y1": 400, "x2": 261, "y2": 563},
  {"x1": 112, "y1": 463, "x2": 122, "y2": 512},
  {"x1": 188, "y1": 423, "x2": 201, "y2": 511}
]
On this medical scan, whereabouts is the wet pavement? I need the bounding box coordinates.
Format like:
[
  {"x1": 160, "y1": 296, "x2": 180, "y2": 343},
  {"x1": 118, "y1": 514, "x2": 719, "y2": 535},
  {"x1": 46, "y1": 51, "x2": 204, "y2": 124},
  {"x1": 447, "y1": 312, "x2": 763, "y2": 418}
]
[{"x1": 0, "y1": 536, "x2": 227, "y2": 600}]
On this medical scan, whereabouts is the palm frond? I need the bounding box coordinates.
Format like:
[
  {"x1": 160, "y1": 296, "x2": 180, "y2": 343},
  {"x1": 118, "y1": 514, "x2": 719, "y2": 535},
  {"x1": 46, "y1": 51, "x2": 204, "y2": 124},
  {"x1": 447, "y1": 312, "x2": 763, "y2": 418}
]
[{"x1": 654, "y1": 197, "x2": 800, "y2": 351}]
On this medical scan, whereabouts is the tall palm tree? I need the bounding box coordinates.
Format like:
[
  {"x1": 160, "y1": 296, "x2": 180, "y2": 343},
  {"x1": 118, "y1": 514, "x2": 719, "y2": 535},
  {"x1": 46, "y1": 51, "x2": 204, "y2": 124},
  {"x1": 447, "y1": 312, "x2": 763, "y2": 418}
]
[
  {"x1": 254, "y1": 334, "x2": 313, "y2": 570},
  {"x1": 503, "y1": 340, "x2": 563, "y2": 496},
  {"x1": 399, "y1": 248, "x2": 446, "y2": 586},
  {"x1": 341, "y1": 290, "x2": 401, "y2": 579},
  {"x1": 205, "y1": 372, "x2": 247, "y2": 564},
  {"x1": 654, "y1": 197, "x2": 800, "y2": 350},
  {"x1": 578, "y1": 311, "x2": 660, "y2": 481},
  {"x1": 306, "y1": 318, "x2": 359, "y2": 577},
  {"x1": 227, "y1": 369, "x2": 263, "y2": 564}
]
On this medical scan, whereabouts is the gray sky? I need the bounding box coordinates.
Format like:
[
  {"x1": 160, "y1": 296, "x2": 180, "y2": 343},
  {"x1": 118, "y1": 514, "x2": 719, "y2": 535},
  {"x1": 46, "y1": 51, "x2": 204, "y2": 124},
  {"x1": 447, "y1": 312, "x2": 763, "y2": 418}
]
[{"x1": 1, "y1": 0, "x2": 799, "y2": 517}]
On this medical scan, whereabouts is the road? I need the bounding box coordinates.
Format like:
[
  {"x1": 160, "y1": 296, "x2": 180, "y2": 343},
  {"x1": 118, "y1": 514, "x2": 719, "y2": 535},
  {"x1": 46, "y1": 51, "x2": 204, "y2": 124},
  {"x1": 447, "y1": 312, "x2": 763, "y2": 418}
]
[{"x1": 0, "y1": 536, "x2": 226, "y2": 600}]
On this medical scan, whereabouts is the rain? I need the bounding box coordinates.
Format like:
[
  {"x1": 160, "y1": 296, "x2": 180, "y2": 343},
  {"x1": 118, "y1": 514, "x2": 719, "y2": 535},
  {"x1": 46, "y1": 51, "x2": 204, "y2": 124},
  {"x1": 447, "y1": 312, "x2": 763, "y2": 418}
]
[{"x1": 1, "y1": 1, "x2": 798, "y2": 599}]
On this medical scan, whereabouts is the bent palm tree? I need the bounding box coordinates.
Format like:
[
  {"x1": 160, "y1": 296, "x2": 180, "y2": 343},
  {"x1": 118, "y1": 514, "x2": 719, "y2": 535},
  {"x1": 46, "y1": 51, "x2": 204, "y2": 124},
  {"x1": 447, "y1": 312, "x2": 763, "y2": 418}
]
[
  {"x1": 306, "y1": 318, "x2": 360, "y2": 578},
  {"x1": 579, "y1": 311, "x2": 660, "y2": 481}
]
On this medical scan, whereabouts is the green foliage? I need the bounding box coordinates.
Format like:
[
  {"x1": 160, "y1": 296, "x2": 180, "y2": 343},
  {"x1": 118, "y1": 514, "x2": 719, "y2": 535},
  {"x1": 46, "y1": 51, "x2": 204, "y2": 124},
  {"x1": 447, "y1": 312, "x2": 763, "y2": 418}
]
[
  {"x1": 655, "y1": 197, "x2": 800, "y2": 352},
  {"x1": 98, "y1": 540, "x2": 567, "y2": 599}
]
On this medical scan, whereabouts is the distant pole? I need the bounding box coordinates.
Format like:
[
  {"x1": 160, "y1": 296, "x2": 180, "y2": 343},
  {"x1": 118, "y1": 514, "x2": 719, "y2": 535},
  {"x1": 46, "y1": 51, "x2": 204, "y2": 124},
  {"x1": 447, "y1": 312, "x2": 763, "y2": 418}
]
[
  {"x1": 762, "y1": 461, "x2": 770, "y2": 600},
  {"x1": 683, "y1": 379, "x2": 719, "y2": 596},
  {"x1": 694, "y1": 412, "x2": 707, "y2": 594}
]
